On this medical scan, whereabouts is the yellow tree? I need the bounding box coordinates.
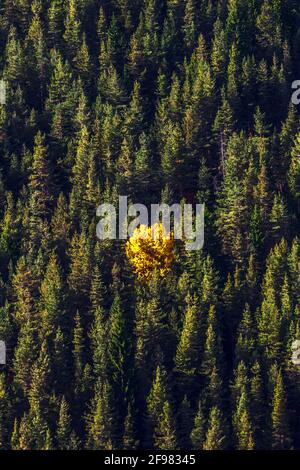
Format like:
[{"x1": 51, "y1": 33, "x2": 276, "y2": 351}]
[{"x1": 125, "y1": 224, "x2": 175, "y2": 282}]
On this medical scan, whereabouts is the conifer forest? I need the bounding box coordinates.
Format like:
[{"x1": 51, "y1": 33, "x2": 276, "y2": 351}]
[{"x1": 2, "y1": 0, "x2": 300, "y2": 451}]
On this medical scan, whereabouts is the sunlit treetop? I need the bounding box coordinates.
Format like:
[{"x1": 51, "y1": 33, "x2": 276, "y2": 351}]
[{"x1": 125, "y1": 223, "x2": 175, "y2": 282}]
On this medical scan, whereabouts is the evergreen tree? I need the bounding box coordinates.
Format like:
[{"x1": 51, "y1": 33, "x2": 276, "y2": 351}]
[
  {"x1": 271, "y1": 370, "x2": 291, "y2": 450},
  {"x1": 64, "y1": 0, "x2": 81, "y2": 59},
  {"x1": 56, "y1": 396, "x2": 73, "y2": 450},
  {"x1": 86, "y1": 380, "x2": 114, "y2": 450},
  {"x1": 190, "y1": 401, "x2": 206, "y2": 450},
  {"x1": 203, "y1": 407, "x2": 228, "y2": 450},
  {"x1": 175, "y1": 294, "x2": 201, "y2": 376}
]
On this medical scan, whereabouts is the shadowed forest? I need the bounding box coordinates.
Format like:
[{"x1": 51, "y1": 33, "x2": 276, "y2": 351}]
[{"x1": 1, "y1": 0, "x2": 300, "y2": 450}]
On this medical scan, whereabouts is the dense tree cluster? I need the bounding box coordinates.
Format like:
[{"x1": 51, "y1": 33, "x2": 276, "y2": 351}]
[{"x1": 1, "y1": 0, "x2": 300, "y2": 450}]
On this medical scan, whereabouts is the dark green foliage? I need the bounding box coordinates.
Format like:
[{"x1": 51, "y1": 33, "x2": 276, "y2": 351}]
[{"x1": 0, "y1": 0, "x2": 299, "y2": 451}]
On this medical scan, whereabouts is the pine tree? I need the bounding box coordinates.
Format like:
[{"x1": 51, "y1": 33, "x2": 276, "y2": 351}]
[
  {"x1": 116, "y1": 137, "x2": 134, "y2": 195},
  {"x1": 3, "y1": 27, "x2": 25, "y2": 83},
  {"x1": 182, "y1": 0, "x2": 197, "y2": 52},
  {"x1": 0, "y1": 373, "x2": 12, "y2": 449},
  {"x1": 154, "y1": 401, "x2": 177, "y2": 450},
  {"x1": 288, "y1": 133, "x2": 300, "y2": 208},
  {"x1": 39, "y1": 252, "x2": 65, "y2": 338},
  {"x1": 29, "y1": 132, "x2": 53, "y2": 221},
  {"x1": 233, "y1": 389, "x2": 255, "y2": 449},
  {"x1": 203, "y1": 407, "x2": 228, "y2": 450},
  {"x1": 256, "y1": 0, "x2": 282, "y2": 57},
  {"x1": 235, "y1": 304, "x2": 257, "y2": 364},
  {"x1": 227, "y1": 42, "x2": 240, "y2": 111},
  {"x1": 123, "y1": 81, "x2": 144, "y2": 145},
  {"x1": 134, "y1": 133, "x2": 152, "y2": 200},
  {"x1": 123, "y1": 403, "x2": 138, "y2": 450},
  {"x1": 48, "y1": 0, "x2": 65, "y2": 49},
  {"x1": 68, "y1": 231, "x2": 91, "y2": 312},
  {"x1": 73, "y1": 311, "x2": 85, "y2": 398},
  {"x1": 64, "y1": 0, "x2": 81, "y2": 59},
  {"x1": 74, "y1": 34, "x2": 92, "y2": 91},
  {"x1": 190, "y1": 401, "x2": 206, "y2": 450},
  {"x1": 271, "y1": 370, "x2": 291, "y2": 450},
  {"x1": 250, "y1": 361, "x2": 266, "y2": 448},
  {"x1": 26, "y1": 3, "x2": 47, "y2": 89},
  {"x1": 201, "y1": 305, "x2": 224, "y2": 409},
  {"x1": 56, "y1": 396, "x2": 73, "y2": 450},
  {"x1": 258, "y1": 284, "x2": 282, "y2": 364},
  {"x1": 86, "y1": 380, "x2": 114, "y2": 450},
  {"x1": 175, "y1": 294, "x2": 201, "y2": 376},
  {"x1": 47, "y1": 50, "x2": 73, "y2": 111},
  {"x1": 147, "y1": 365, "x2": 170, "y2": 446},
  {"x1": 90, "y1": 306, "x2": 108, "y2": 380},
  {"x1": 211, "y1": 19, "x2": 227, "y2": 81},
  {"x1": 269, "y1": 193, "x2": 289, "y2": 243},
  {"x1": 108, "y1": 294, "x2": 131, "y2": 399}
]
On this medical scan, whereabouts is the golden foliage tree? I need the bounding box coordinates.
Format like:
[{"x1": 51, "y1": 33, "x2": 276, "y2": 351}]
[{"x1": 125, "y1": 224, "x2": 175, "y2": 282}]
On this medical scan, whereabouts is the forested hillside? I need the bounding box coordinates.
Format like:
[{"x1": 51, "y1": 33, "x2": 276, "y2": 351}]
[{"x1": 1, "y1": 0, "x2": 300, "y2": 450}]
